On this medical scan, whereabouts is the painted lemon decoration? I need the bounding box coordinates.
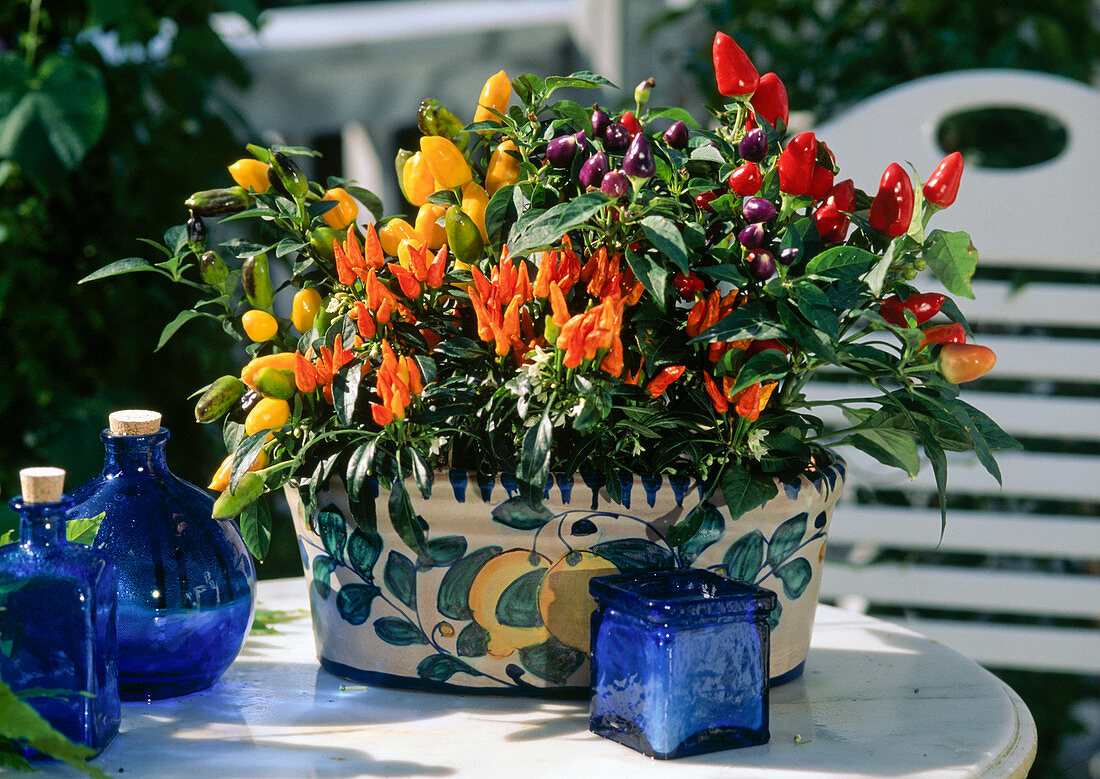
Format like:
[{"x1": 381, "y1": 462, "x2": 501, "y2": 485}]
[
  {"x1": 537, "y1": 550, "x2": 619, "y2": 653},
  {"x1": 468, "y1": 550, "x2": 551, "y2": 658}
]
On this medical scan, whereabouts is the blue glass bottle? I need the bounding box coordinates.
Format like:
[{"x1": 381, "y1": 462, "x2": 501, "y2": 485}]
[
  {"x1": 68, "y1": 411, "x2": 256, "y2": 700},
  {"x1": 1, "y1": 468, "x2": 120, "y2": 755},
  {"x1": 589, "y1": 569, "x2": 776, "y2": 759}
]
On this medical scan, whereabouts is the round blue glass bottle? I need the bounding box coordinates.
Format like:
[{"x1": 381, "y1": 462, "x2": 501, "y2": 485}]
[
  {"x1": 1, "y1": 468, "x2": 120, "y2": 755},
  {"x1": 68, "y1": 411, "x2": 256, "y2": 700}
]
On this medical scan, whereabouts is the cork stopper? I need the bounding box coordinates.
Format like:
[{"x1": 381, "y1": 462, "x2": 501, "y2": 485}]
[
  {"x1": 109, "y1": 409, "x2": 162, "y2": 436},
  {"x1": 20, "y1": 467, "x2": 66, "y2": 504}
]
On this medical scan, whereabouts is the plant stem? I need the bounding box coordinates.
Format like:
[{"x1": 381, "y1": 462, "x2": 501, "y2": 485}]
[{"x1": 24, "y1": 0, "x2": 42, "y2": 69}]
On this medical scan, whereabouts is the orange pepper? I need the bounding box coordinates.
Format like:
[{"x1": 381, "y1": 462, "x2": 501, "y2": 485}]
[
  {"x1": 474, "y1": 69, "x2": 511, "y2": 124},
  {"x1": 321, "y1": 187, "x2": 358, "y2": 230}
]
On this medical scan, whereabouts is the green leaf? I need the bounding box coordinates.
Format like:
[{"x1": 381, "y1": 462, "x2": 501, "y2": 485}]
[
  {"x1": 336, "y1": 582, "x2": 381, "y2": 625},
  {"x1": 312, "y1": 555, "x2": 336, "y2": 599},
  {"x1": 0, "y1": 677, "x2": 104, "y2": 778},
  {"x1": 508, "y1": 192, "x2": 608, "y2": 256},
  {"x1": 692, "y1": 302, "x2": 786, "y2": 344},
  {"x1": 484, "y1": 184, "x2": 516, "y2": 246},
  {"x1": 517, "y1": 637, "x2": 585, "y2": 684},
  {"x1": 723, "y1": 349, "x2": 790, "y2": 396},
  {"x1": 411, "y1": 450, "x2": 432, "y2": 500},
  {"x1": 0, "y1": 54, "x2": 107, "y2": 192},
  {"x1": 775, "y1": 558, "x2": 813, "y2": 599},
  {"x1": 491, "y1": 496, "x2": 553, "y2": 531},
  {"x1": 240, "y1": 499, "x2": 272, "y2": 560},
  {"x1": 590, "y1": 538, "x2": 675, "y2": 572},
  {"x1": 156, "y1": 309, "x2": 210, "y2": 351},
  {"x1": 696, "y1": 264, "x2": 749, "y2": 287},
  {"x1": 417, "y1": 654, "x2": 482, "y2": 683},
  {"x1": 383, "y1": 550, "x2": 418, "y2": 608},
  {"x1": 837, "y1": 429, "x2": 921, "y2": 478},
  {"x1": 517, "y1": 409, "x2": 552, "y2": 503},
  {"x1": 77, "y1": 257, "x2": 156, "y2": 284},
  {"x1": 804, "y1": 245, "x2": 879, "y2": 279},
  {"x1": 545, "y1": 71, "x2": 615, "y2": 91},
  {"x1": 787, "y1": 282, "x2": 838, "y2": 338},
  {"x1": 346, "y1": 528, "x2": 382, "y2": 580},
  {"x1": 230, "y1": 430, "x2": 269, "y2": 492},
  {"x1": 624, "y1": 248, "x2": 669, "y2": 307},
  {"x1": 767, "y1": 512, "x2": 808, "y2": 567},
  {"x1": 677, "y1": 501, "x2": 726, "y2": 564},
  {"x1": 65, "y1": 512, "x2": 104, "y2": 546},
  {"x1": 345, "y1": 440, "x2": 376, "y2": 505},
  {"x1": 722, "y1": 530, "x2": 766, "y2": 582},
  {"x1": 925, "y1": 230, "x2": 978, "y2": 298},
  {"x1": 648, "y1": 106, "x2": 700, "y2": 127},
  {"x1": 317, "y1": 504, "x2": 348, "y2": 560},
  {"x1": 332, "y1": 362, "x2": 361, "y2": 427},
  {"x1": 640, "y1": 216, "x2": 688, "y2": 273},
  {"x1": 343, "y1": 185, "x2": 384, "y2": 223},
  {"x1": 373, "y1": 617, "x2": 429, "y2": 646},
  {"x1": 388, "y1": 475, "x2": 428, "y2": 559},
  {"x1": 438, "y1": 546, "x2": 502, "y2": 620},
  {"x1": 721, "y1": 466, "x2": 778, "y2": 523}
]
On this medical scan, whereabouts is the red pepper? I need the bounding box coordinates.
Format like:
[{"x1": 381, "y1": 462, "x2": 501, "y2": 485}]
[
  {"x1": 777, "y1": 132, "x2": 817, "y2": 196},
  {"x1": 619, "y1": 110, "x2": 643, "y2": 138},
  {"x1": 923, "y1": 151, "x2": 964, "y2": 209},
  {"x1": 880, "y1": 292, "x2": 946, "y2": 327},
  {"x1": 728, "y1": 163, "x2": 762, "y2": 196},
  {"x1": 673, "y1": 271, "x2": 705, "y2": 300},
  {"x1": 695, "y1": 191, "x2": 719, "y2": 212},
  {"x1": 749, "y1": 72, "x2": 788, "y2": 129},
  {"x1": 808, "y1": 165, "x2": 835, "y2": 201},
  {"x1": 646, "y1": 365, "x2": 686, "y2": 398},
  {"x1": 712, "y1": 31, "x2": 759, "y2": 97},
  {"x1": 704, "y1": 372, "x2": 728, "y2": 414},
  {"x1": 938, "y1": 343, "x2": 996, "y2": 383},
  {"x1": 918, "y1": 323, "x2": 966, "y2": 350},
  {"x1": 868, "y1": 162, "x2": 915, "y2": 237},
  {"x1": 813, "y1": 178, "x2": 857, "y2": 244},
  {"x1": 747, "y1": 339, "x2": 789, "y2": 356}
]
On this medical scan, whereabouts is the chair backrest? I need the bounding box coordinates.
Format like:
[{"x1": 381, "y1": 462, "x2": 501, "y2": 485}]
[{"x1": 812, "y1": 69, "x2": 1100, "y2": 675}]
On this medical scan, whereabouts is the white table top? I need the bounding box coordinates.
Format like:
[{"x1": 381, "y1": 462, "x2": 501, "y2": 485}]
[{"x1": 42, "y1": 577, "x2": 1036, "y2": 778}]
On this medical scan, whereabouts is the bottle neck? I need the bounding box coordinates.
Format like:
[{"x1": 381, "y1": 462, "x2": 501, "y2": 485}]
[
  {"x1": 10, "y1": 496, "x2": 73, "y2": 547},
  {"x1": 99, "y1": 428, "x2": 171, "y2": 476}
]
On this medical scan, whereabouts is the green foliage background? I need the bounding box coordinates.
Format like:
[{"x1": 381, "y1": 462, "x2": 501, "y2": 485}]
[{"x1": 0, "y1": 0, "x2": 258, "y2": 534}]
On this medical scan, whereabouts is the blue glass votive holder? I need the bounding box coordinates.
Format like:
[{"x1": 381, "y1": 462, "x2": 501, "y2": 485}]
[{"x1": 589, "y1": 569, "x2": 777, "y2": 759}]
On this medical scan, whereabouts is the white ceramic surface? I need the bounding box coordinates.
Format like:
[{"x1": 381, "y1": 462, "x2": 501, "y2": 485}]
[{"x1": 35, "y1": 577, "x2": 1036, "y2": 777}]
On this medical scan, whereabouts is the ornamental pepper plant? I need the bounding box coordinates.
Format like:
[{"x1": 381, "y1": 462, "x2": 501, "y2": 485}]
[{"x1": 85, "y1": 32, "x2": 1017, "y2": 558}]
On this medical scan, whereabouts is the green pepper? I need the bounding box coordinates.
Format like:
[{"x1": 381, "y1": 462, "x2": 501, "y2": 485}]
[
  {"x1": 394, "y1": 149, "x2": 415, "y2": 203},
  {"x1": 200, "y1": 250, "x2": 229, "y2": 286},
  {"x1": 417, "y1": 99, "x2": 468, "y2": 150},
  {"x1": 185, "y1": 186, "x2": 253, "y2": 216},
  {"x1": 309, "y1": 226, "x2": 344, "y2": 263},
  {"x1": 195, "y1": 375, "x2": 248, "y2": 423},
  {"x1": 268, "y1": 151, "x2": 309, "y2": 199},
  {"x1": 254, "y1": 367, "x2": 297, "y2": 400},
  {"x1": 445, "y1": 205, "x2": 484, "y2": 263},
  {"x1": 242, "y1": 253, "x2": 274, "y2": 312},
  {"x1": 212, "y1": 471, "x2": 264, "y2": 518}
]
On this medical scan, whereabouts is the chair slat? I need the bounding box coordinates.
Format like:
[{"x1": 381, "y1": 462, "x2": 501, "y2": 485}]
[{"x1": 820, "y1": 564, "x2": 1100, "y2": 619}]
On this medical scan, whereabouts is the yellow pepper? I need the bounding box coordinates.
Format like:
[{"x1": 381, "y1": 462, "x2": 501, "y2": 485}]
[
  {"x1": 461, "y1": 182, "x2": 490, "y2": 240},
  {"x1": 291, "y1": 287, "x2": 323, "y2": 333},
  {"x1": 414, "y1": 203, "x2": 447, "y2": 251},
  {"x1": 241, "y1": 352, "x2": 298, "y2": 389},
  {"x1": 227, "y1": 158, "x2": 271, "y2": 193},
  {"x1": 401, "y1": 152, "x2": 437, "y2": 207},
  {"x1": 208, "y1": 449, "x2": 269, "y2": 492},
  {"x1": 321, "y1": 187, "x2": 358, "y2": 230},
  {"x1": 244, "y1": 397, "x2": 291, "y2": 436},
  {"x1": 378, "y1": 218, "x2": 420, "y2": 257},
  {"x1": 241, "y1": 309, "x2": 278, "y2": 342},
  {"x1": 474, "y1": 69, "x2": 511, "y2": 125},
  {"x1": 485, "y1": 140, "x2": 520, "y2": 195},
  {"x1": 419, "y1": 136, "x2": 472, "y2": 190}
]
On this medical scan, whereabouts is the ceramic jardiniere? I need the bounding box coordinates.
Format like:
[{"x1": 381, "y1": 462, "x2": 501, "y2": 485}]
[{"x1": 286, "y1": 459, "x2": 844, "y2": 695}]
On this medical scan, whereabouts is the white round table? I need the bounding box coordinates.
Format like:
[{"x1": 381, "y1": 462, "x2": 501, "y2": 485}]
[{"x1": 40, "y1": 577, "x2": 1036, "y2": 777}]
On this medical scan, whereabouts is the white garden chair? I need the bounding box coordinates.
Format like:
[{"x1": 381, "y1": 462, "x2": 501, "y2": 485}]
[{"x1": 813, "y1": 69, "x2": 1100, "y2": 675}]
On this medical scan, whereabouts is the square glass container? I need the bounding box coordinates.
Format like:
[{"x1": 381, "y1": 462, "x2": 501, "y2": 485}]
[{"x1": 589, "y1": 569, "x2": 777, "y2": 759}]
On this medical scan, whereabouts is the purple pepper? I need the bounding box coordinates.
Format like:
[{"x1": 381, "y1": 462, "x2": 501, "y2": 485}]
[
  {"x1": 663, "y1": 120, "x2": 689, "y2": 149},
  {"x1": 738, "y1": 128, "x2": 768, "y2": 163},
  {"x1": 547, "y1": 135, "x2": 579, "y2": 168},
  {"x1": 742, "y1": 196, "x2": 777, "y2": 223},
  {"x1": 738, "y1": 223, "x2": 767, "y2": 250},
  {"x1": 591, "y1": 108, "x2": 611, "y2": 139},
  {"x1": 748, "y1": 250, "x2": 776, "y2": 280},
  {"x1": 601, "y1": 170, "x2": 629, "y2": 198},
  {"x1": 578, "y1": 152, "x2": 610, "y2": 189},
  {"x1": 603, "y1": 122, "x2": 630, "y2": 151},
  {"x1": 778, "y1": 247, "x2": 801, "y2": 266},
  {"x1": 622, "y1": 133, "x2": 655, "y2": 180}
]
